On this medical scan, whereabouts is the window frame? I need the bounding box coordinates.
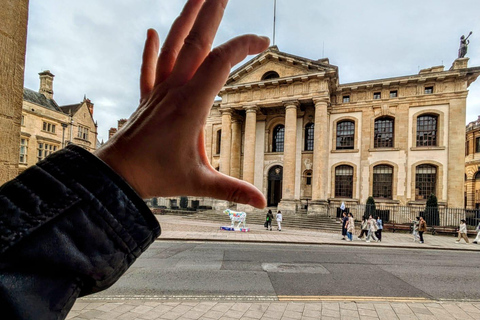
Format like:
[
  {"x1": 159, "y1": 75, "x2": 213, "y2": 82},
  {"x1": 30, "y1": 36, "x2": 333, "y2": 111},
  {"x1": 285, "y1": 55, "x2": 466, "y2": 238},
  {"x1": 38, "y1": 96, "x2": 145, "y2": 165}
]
[
  {"x1": 336, "y1": 120, "x2": 355, "y2": 150},
  {"x1": 37, "y1": 142, "x2": 58, "y2": 162},
  {"x1": 272, "y1": 124, "x2": 285, "y2": 152},
  {"x1": 374, "y1": 116, "x2": 394, "y2": 148},
  {"x1": 77, "y1": 125, "x2": 89, "y2": 140},
  {"x1": 373, "y1": 92, "x2": 381, "y2": 100},
  {"x1": 334, "y1": 165, "x2": 354, "y2": 198},
  {"x1": 476, "y1": 137, "x2": 480, "y2": 153},
  {"x1": 216, "y1": 129, "x2": 222, "y2": 155},
  {"x1": 42, "y1": 121, "x2": 56, "y2": 134},
  {"x1": 372, "y1": 165, "x2": 393, "y2": 199},
  {"x1": 342, "y1": 95, "x2": 350, "y2": 103},
  {"x1": 415, "y1": 164, "x2": 437, "y2": 201},
  {"x1": 389, "y1": 90, "x2": 398, "y2": 98},
  {"x1": 304, "y1": 123, "x2": 314, "y2": 151},
  {"x1": 424, "y1": 86, "x2": 434, "y2": 94},
  {"x1": 416, "y1": 114, "x2": 438, "y2": 147},
  {"x1": 19, "y1": 138, "x2": 28, "y2": 164}
]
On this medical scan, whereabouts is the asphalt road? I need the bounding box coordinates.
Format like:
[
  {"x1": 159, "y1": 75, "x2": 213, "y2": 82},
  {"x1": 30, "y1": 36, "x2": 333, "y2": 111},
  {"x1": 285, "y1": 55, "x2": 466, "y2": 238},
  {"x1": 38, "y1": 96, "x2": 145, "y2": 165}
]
[{"x1": 93, "y1": 241, "x2": 480, "y2": 301}]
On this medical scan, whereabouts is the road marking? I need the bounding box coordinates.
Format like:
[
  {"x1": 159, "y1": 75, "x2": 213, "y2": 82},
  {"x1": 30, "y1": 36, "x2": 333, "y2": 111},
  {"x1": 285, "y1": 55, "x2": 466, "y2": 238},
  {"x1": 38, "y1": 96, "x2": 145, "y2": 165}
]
[
  {"x1": 278, "y1": 296, "x2": 433, "y2": 302},
  {"x1": 81, "y1": 295, "x2": 278, "y2": 301}
]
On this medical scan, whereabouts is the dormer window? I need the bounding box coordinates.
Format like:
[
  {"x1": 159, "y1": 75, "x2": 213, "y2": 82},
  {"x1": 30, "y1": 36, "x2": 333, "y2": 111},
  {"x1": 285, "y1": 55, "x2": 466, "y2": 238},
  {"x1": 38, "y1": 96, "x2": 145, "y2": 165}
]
[
  {"x1": 261, "y1": 71, "x2": 280, "y2": 81},
  {"x1": 373, "y1": 92, "x2": 381, "y2": 100},
  {"x1": 425, "y1": 86, "x2": 434, "y2": 94},
  {"x1": 343, "y1": 95, "x2": 350, "y2": 103}
]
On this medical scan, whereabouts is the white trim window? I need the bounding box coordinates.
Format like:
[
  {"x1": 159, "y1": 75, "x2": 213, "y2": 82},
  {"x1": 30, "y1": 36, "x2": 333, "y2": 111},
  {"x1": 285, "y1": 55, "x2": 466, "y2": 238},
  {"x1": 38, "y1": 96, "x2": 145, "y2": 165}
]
[
  {"x1": 77, "y1": 126, "x2": 89, "y2": 140},
  {"x1": 42, "y1": 121, "x2": 56, "y2": 133},
  {"x1": 19, "y1": 138, "x2": 28, "y2": 164},
  {"x1": 37, "y1": 142, "x2": 58, "y2": 162}
]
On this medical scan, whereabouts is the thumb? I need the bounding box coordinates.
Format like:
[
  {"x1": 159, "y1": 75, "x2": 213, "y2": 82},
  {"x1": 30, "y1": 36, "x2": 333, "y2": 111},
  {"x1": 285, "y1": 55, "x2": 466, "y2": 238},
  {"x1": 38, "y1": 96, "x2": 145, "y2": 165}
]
[{"x1": 198, "y1": 170, "x2": 266, "y2": 209}]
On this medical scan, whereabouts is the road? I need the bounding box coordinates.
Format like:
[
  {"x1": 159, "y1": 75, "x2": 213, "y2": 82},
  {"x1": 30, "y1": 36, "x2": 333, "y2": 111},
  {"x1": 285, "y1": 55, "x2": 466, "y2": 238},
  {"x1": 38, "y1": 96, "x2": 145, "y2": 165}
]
[{"x1": 92, "y1": 241, "x2": 480, "y2": 301}]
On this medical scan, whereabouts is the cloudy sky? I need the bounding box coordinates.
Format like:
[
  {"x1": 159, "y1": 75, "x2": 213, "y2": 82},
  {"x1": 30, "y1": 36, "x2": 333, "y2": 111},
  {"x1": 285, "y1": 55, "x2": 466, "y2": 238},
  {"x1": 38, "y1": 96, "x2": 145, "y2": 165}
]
[{"x1": 25, "y1": 0, "x2": 480, "y2": 142}]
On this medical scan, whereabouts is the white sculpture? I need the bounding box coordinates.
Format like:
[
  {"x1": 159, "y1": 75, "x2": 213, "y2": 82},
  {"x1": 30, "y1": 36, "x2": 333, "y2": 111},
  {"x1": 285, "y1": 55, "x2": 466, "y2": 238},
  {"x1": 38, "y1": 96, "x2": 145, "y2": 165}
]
[{"x1": 224, "y1": 209, "x2": 247, "y2": 230}]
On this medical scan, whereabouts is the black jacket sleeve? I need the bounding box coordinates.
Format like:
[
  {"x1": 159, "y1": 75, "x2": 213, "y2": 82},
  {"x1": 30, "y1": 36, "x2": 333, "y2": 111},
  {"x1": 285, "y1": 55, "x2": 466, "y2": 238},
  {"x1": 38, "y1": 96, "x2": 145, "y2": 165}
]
[{"x1": 0, "y1": 145, "x2": 161, "y2": 320}]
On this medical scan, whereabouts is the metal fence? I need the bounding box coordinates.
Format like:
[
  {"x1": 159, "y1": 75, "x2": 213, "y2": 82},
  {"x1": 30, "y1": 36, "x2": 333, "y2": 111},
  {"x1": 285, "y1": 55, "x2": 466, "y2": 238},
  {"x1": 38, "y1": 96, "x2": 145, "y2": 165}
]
[{"x1": 328, "y1": 204, "x2": 480, "y2": 228}]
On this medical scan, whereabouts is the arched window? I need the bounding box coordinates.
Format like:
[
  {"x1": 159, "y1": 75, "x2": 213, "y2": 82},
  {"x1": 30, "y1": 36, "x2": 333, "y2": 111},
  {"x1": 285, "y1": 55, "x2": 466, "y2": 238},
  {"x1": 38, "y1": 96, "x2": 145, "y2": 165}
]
[
  {"x1": 261, "y1": 71, "x2": 280, "y2": 80},
  {"x1": 216, "y1": 129, "x2": 221, "y2": 154},
  {"x1": 272, "y1": 125, "x2": 285, "y2": 152},
  {"x1": 373, "y1": 165, "x2": 393, "y2": 199},
  {"x1": 416, "y1": 114, "x2": 438, "y2": 147},
  {"x1": 304, "y1": 170, "x2": 312, "y2": 186},
  {"x1": 415, "y1": 164, "x2": 437, "y2": 200},
  {"x1": 374, "y1": 117, "x2": 394, "y2": 148},
  {"x1": 336, "y1": 120, "x2": 355, "y2": 150},
  {"x1": 335, "y1": 165, "x2": 353, "y2": 198},
  {"x1": 304, "y1": 123, "x2": 314, "y2": 151}
]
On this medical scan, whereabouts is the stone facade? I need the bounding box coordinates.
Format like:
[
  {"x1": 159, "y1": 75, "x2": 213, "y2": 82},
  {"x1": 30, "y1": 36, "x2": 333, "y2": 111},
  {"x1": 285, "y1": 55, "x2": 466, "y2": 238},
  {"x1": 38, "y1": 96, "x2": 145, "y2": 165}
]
[
  {"x1": 0, "y1": 0, "x2": 29, "y2": 185},
  {"x1": 465, "y1": 116, "x2": 480, "y2": 209},
  {"x1": 152, "y1": 47, "x2": 480, "y2": 213},
  {"x1": 19, "y1": 71, "x2": 98, "y2": 172}
]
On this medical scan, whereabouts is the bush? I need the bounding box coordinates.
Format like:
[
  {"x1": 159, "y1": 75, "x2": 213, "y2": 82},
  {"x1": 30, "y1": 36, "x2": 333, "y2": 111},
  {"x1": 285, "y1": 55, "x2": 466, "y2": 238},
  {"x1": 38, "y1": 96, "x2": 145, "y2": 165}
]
[{"x1": 364, "y1": 196, "x2": 376, "y2": 219}]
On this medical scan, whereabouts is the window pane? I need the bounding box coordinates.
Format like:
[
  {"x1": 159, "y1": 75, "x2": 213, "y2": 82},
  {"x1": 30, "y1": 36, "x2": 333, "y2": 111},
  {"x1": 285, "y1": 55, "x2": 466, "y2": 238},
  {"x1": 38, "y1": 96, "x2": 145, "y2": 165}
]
[
  {"x1": 374, "y1": 117, "x2": 394, "y2": 148},
  {"x1": 415, "y1": 165, "x2": 436, "y2": 200},
  {"x1": 416, "y1": 115, "x2": 437, "y2": 147},
  {"x1": 272, "y1": 125, "x2": 285, "y2": 152},
  {"x1": 336, "y1": 121, "x2": 355, "y2": 150},
  {"x1": 373, "y1": 165, "x2": 393, "y2": 199},
  {"x1": 304, "y1": 123, "x2": 314, "y2": 151},
  {"x1": 335, "y1": 165, "x2": 353, "y2": 198}
]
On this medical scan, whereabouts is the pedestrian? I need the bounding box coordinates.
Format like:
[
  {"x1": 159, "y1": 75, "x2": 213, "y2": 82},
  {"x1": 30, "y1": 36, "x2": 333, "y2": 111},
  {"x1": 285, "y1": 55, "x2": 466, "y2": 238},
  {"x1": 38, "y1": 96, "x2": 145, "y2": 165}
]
[
  {"x1": 265, "y1": 209, "x2": 274, "y2": 231},
  {"x1": 455, "y1": 219, "x2": 469, "y2": 244},
  {"x1": 366, "y1": 215, "x2": 378, "y2": 242},
  {"x1": 375, "y1": 216, "x2": 383, "y2": 242},
  {"x1": 341, "y1": 211, "x2": 348, "y2": 240},
  {"x1": 358, "y1": 218, "x2": 368, "y2": 240},
  {"x1": 276, "y1": 210, "x2": 283, "y2": 231},
  {"x1": 418, "y1": 216, "x2": 427, "y2": 244},
  {"x1": 346, "y1": 213, "x2": 355, "y2": 241},
  {"x1": 473, "y1": 221, "x2": 480, "y2": 244},
  {"x1": 412, "y1": 217, "x2": 420, "y2": 242}
]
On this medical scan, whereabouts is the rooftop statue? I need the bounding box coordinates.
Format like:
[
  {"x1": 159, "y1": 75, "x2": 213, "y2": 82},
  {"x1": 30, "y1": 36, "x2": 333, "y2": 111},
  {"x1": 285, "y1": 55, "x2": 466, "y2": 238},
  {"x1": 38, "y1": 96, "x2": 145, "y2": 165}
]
[{"x1": 458, "y1": 31, "x2": 472, "y2": 58}]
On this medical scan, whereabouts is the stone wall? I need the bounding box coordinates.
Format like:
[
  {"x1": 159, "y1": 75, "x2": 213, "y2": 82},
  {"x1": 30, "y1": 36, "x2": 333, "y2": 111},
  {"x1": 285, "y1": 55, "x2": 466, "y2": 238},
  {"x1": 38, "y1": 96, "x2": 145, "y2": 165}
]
[{"x1": 0, "y1": 0, "x2": 29, "y2": 184}]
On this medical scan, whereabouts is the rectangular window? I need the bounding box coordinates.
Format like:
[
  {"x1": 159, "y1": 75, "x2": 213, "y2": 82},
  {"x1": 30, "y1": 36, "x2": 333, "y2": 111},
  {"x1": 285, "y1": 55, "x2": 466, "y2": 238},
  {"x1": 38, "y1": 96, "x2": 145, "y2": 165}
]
[
  {"x1": 389, "y1": 90, "x2": 398, "y2": 98},
  {"x1": 425, "y1": 86, "x2": 434, "y2": 94},
  {"x1": 19, "y1": 138, "x2": 28, "y2": 164},
  {"x1": 373, "y1": 92, "x2": 381, "y2": 100},
  {"x1": 342, "y1": 95, "x2": 350, "y2": 103},
  {"x1": 77, "y1": 126, "x2": 89, "y2": 140},
  {"x1": 37, "y1": 142, "x2": 58, "y2": 162},
  {"x1": 42, "y1": 121, "x2": 56, "y2": 133},
  {"x1": 466, "y1": 141, "x2": 470, "y2": 156},
  {"x1": 476, "y1": 137, "x2": 480, "y2": 153}
]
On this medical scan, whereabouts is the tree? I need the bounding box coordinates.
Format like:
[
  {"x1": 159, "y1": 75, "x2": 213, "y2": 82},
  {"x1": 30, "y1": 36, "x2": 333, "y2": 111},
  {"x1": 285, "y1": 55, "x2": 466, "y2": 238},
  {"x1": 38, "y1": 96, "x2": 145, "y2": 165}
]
[
  {"x1": 365, "y1": 196, "x2": 376, "y2": 218},
  {"x1": 426, "y1": 193, "x2": 438, "y2": 209},
  {"x1": 424, "y1": 193, "x2": 439, "y2": 226}
]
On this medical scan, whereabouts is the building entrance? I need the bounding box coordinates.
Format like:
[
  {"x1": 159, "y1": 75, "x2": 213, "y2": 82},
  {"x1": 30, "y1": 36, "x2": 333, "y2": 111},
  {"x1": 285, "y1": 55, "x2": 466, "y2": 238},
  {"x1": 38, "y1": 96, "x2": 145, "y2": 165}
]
[{"x1": 268, "y1": 165, "x2": 283, "y2": 207}]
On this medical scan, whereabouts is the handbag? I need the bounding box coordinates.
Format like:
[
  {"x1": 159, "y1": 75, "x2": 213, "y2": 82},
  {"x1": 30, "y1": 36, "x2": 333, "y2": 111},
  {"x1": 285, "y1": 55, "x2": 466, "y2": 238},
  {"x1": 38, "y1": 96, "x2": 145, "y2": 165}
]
[{"x1": 264, "y1": 221, "x2": 268, "y2": 227}]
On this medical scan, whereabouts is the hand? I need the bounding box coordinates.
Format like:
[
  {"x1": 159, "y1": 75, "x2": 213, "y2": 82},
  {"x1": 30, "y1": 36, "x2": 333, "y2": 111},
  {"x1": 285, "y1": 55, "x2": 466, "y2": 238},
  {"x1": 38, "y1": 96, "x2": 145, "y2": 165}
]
[{"x1": 95, "y1": 0, "x2": 269, "y2": 208}]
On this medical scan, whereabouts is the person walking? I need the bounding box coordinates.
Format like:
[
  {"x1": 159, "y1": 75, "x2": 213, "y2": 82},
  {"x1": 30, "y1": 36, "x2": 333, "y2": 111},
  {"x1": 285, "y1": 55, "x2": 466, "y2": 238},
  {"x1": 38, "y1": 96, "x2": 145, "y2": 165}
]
[
  {"x1": 418, "y1": 216, "x2": 427, "y2": 244},
  {"x1": 473, "y1": 221, "x2": 480, "y2": 244},
  {"x1": 265, "y1": 209, "x2": 274, "y2": 231},
  {"x1": 346, "y1": 213, "x2": 355, "y2": 241},
  {"x1": 412, "y1": 217, "x2": 420, "y2": 242},
  {"x1": 341, "y1": 212, "x2": 348, "y2": 240},
  {"x1": 456, "y1": 219, "x2": 469, "y2": 244},
  {"x1": 276, "y1": 210, "x2": 283, "y2": 231},
  {"x1": 366, "y1": 215, "x2": 378, "y2": 243},
  {"x1": 358, "y1": 218, "x2": 368, "y2": 240},
  {"x1": 375, "y1": 216, "x2": 383, "y2": 242}
]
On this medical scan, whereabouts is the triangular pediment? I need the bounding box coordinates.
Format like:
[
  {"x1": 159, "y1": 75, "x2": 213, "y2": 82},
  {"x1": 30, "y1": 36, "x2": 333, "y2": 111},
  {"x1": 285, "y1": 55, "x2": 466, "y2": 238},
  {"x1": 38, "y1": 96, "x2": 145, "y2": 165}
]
[{"x1": 226, "y1": 46, "x2": 337, "y2": 86}]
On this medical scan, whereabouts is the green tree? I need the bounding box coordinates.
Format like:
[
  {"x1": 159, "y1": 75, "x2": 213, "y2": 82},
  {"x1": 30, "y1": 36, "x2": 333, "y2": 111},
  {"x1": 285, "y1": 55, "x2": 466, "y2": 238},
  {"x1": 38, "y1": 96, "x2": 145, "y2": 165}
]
[
  {"x1": 426, "y1": 193, "x2": 438, "y2": 209},
  {"x1": 365, "y1": 196, "x2": 376, "y2": 218}
]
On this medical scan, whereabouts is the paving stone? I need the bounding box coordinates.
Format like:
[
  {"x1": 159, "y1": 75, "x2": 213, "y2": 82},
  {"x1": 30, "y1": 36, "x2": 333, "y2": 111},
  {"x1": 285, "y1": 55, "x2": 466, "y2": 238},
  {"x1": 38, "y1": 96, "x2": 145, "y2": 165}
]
[
  {"x1": 340, "y1": 308, "x2": 360, "y2": 318},
  {"x1": 282, "y1": 310, "x2": 302, "y2": 319},
  {"x1": 358, "y1": 308, "x2": 378, "y2": 317},
  {"x1": 202, "y1": 310, "x2": 227, "y2": 320},
  {"x1": 322, "y1": 308, "x2": 341, "y2": 318},
  {"x1": 302, "y1": 309, "x2": 321, "y2": 318},
  {"x1": 230, "y1": 303, "x2": 253, "y2": 312},
  {"x1": 211, "y1": 303, "x2": 235, "y2": 312},
  {"x1": 181, "y1": 310, "x2": 206, "y2": 319},
  {"x1": 261, "y1": 310, "x2": 284, "y2": 319},
  {"x1": 285, "y1": 303, "x2": 305, "y2": 313},
  {"x1": 131, "y1": 305, "x2": 155, "y2": 314},
  {"x1": 158, "y1": 311, "x2": 183, "y2": 320},
  {"x1": 267, "y1": 303, "x2": 288, "y2": 312}
]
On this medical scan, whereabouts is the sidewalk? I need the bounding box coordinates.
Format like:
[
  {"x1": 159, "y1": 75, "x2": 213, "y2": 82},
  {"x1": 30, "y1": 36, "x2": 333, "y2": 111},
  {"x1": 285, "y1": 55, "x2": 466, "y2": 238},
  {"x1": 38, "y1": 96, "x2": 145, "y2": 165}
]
[{"x1": 69, "y1": 215, "x2": 480, "y2": 320}]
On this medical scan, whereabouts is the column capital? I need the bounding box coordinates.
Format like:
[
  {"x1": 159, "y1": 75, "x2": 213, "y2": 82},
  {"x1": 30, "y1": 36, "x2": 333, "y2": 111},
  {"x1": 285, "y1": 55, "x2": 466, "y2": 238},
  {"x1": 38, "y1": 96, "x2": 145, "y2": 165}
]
[
  {"x1": 244, "y1": 105, "x2": 259, "y2": 113},
  {"x1": 312, "y1": 97, "x2": 330, "y2": 106},
  {"x1": 220, "y1": 107, "x2": 232, "y2": 115},
  {"x1": 283, "y1": 100, "x2": 300, "y2": 109}
]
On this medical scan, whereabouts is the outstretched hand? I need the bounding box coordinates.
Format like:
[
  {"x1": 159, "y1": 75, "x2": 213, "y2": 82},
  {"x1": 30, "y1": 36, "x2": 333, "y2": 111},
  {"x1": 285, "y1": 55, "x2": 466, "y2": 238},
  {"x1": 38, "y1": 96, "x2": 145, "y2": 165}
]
[{"x1": 95, "y1": 0, "x2": 269, "y2": 208}]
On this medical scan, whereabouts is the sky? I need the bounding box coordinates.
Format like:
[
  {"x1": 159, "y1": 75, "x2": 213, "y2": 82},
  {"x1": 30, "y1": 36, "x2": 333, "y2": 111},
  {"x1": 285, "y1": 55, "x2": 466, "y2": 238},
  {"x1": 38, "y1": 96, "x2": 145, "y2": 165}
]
[{"x1": 25, "y1": 0, "x2": 480, "y2": 142}]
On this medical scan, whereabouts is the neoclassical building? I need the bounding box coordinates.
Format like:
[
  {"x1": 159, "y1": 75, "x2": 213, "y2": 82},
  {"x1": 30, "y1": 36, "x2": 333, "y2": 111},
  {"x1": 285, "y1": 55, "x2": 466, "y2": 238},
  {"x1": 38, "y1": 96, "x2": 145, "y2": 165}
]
[
  {"x1": 155, "y1": 46, "x2": 480, "y2": 214},
  {"x1": 465, "y1": 116, "x2": 480, "y2": 209},
  {"x1": 20, "y1": 71, "x2": 98, "y2": 172}
]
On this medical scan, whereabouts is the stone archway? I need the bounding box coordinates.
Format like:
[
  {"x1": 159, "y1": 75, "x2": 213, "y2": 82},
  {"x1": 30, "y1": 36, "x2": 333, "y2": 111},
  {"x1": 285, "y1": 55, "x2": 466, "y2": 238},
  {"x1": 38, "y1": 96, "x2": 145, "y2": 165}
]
[{"x1": 268, "y1": 165, "x2": 283, "y2": 207}]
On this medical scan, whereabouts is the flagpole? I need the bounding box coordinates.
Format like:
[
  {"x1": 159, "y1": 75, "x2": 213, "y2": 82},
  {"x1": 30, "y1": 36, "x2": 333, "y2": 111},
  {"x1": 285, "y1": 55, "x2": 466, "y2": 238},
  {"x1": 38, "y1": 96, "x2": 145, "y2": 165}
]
[{"x1": 273, "y1": 0, "x2": 276, "y2": 46}]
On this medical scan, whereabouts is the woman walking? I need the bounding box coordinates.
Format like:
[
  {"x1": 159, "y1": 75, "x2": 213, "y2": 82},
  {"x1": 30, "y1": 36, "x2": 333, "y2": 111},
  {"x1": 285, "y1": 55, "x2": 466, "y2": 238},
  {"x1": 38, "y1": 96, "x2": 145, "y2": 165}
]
[
  {"x1": 358, "y1": 218, "x2": 368, "y2": 240},
  {"x1": 375, "y1": 216, "x2": 383, "y2": 242},
  {"x1": 346, "y1": 213, "x2": 355, "y2": 241},
  {"x1": 418, "y1": 216, "x2": 427, "y2": 244},
  {"x1": 366, "y1": 215, "x2": 378, "y2": 243},
  {"x1": 455, "y1": 219, "x2": 469, "y2": 244},
  {"x1": 265, "y1": 209, "x2": 274, "y2": 231},
  {"x1": 341, "y1": 212, "x2": 348, "y2": 240}
]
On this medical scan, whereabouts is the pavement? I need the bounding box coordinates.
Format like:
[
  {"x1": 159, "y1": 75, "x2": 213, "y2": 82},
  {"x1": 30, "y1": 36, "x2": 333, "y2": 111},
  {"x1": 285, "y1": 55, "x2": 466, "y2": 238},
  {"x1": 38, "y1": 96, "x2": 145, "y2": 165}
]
[{"x1": 69, "y1": 215, "x2": 480, "y2": 320}]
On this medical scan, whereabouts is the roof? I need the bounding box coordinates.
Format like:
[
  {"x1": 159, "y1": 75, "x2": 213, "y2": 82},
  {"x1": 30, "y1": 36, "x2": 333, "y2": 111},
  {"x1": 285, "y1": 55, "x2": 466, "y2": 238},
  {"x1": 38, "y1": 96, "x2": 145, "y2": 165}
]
[
  {"x1": 59, "y1": 103, "x2": 82, "y2": 116},
  {"x1": 23, "y1": 88, "x2": 62, "y2": 112}
]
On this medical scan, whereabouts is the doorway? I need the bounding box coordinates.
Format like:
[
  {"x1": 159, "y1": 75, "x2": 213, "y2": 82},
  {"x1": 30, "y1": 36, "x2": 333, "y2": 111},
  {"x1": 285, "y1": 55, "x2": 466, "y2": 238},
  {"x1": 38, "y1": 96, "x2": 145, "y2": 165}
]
[{"x1": 268, "y1": 165, "x2": 283, "y2": 207}]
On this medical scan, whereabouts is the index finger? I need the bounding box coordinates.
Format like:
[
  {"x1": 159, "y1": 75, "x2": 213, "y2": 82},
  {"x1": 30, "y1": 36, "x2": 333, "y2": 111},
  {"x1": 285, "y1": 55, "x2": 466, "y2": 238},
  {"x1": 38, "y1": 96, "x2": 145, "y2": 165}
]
[{"x1": 169, "y1": 0, "x2": 228, "y2": 86}]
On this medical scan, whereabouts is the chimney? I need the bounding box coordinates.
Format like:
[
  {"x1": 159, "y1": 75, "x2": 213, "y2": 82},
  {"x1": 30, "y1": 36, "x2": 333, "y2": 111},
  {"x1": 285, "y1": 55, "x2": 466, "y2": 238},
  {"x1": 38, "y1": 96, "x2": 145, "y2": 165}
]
[
  {"x1": 39, "y1": 70, "x2": 54, "y2": 100},
  {"x1": 108, "y1": 128, "x2": 117, "y2": 139},
  {"x1": 117, "y1": 119, "x2": 128, "y2": 130},
  {"x1": 84, "y1": 96, "x2": 94, "y2": 115}
]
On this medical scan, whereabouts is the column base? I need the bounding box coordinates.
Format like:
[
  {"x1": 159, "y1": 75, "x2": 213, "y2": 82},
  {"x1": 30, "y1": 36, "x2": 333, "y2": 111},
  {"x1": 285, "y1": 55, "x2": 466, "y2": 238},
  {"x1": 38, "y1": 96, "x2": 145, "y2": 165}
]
[
  {"x1": 307, "y1": 200, "x2": 329, "y2": 216},
  {"x1": 277, "y1": 199, "x2": 299, "y2": 214}
]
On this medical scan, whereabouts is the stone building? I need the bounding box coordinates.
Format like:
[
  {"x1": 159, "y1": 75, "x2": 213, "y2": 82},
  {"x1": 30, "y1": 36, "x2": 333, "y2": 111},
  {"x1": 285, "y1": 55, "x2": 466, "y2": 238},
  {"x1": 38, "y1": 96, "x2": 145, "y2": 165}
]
[
  {"x1": 152, "y1": 46, "x2": 479, "y2": 213},
  {"x1": 19, "y1": 71, "x2": 98, "y2": 172},
  {"x1": 465, "y1": 116, "x2": 480, "y2": 209}
]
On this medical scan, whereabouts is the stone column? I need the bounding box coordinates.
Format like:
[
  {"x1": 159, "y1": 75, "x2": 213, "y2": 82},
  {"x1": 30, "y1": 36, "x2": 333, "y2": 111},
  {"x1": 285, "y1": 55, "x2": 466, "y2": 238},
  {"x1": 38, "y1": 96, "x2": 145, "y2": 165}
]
[
  {"x1": 230, "y1": 118, "x2": 242, "y2": 179},
  {"x1": 0, "y1": 0, "x2": 29, "y2": 184},
  {"x1": 243, "y1": 106, "x2": 258, "y2": 184},
  {"x1": 448, "y1": 98, "x2": 467, "y2": 207},
  {"x1": 219, "y1": 108, "x2": 232, "y2": 175},
  {"x1": 310, "y1": 98, "x2": 330, "y2": 214},
  {"x1": 278, "y1": 101, "x2": 299, "y2": 213}
]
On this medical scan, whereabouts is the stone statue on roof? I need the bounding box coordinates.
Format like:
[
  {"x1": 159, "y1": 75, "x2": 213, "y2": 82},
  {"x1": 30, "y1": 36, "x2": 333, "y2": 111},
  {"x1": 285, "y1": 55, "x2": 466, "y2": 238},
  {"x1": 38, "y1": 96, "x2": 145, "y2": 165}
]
[{"x1": 458, "y1": 32, "x2": 472, "y2": 58}]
